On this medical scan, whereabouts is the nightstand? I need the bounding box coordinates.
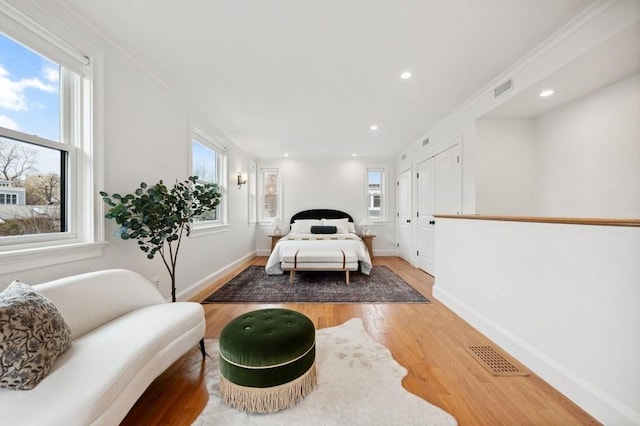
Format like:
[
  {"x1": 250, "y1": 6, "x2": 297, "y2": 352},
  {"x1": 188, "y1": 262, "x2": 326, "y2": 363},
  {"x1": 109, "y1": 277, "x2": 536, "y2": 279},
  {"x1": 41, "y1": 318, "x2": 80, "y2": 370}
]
[
  {"x1": 268, "y1": 235, "x2": 283, "y2": 252},
  {"x1": 358, "y1": 234, "x2": 375, "y2": 259}
]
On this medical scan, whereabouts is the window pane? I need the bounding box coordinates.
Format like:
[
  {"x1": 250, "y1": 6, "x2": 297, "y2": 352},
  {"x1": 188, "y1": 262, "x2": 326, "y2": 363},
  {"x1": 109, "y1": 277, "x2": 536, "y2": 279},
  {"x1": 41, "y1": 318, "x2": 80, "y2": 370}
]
[
  {"x1": 191, "y1": 140, "x2": 217, "y2": 183},
  {"x1": 0, "y1": 33, "x2": 60, "y2": 142},
  {"x1": 367, "y1": 169, "x2": 383, "y2": 219},
  {"x1": 262, "y1": 170, "x2": 278, "y2": 219},
  {"x1": 0, "y1": 136, "x2": 64, "y2": 236}
]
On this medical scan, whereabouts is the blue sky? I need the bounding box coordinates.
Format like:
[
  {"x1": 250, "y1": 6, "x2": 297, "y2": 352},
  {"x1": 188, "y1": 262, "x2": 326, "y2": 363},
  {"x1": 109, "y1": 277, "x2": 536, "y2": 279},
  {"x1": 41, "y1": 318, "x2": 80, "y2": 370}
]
[{"x1": 0, "y1": 32, "x2": 61, "y2": 174}]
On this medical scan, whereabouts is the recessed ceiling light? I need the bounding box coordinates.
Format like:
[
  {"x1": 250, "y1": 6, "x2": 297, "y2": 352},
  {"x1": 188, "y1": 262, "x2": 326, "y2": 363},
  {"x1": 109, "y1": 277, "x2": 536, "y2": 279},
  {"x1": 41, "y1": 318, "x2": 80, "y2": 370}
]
[
  {"x1": 370, "y1": 125, "x2": 378, "y2": 131},
  {"x1": 400, "y1": 71, "x2": 412, "y2": 80},
  {"x1": 540, "y1": 89, "x2": 555, "y2": 97},
  {"x1": 284, "y1": 153, "x2": 289, "y2": 157},
  {"x1": 352, "y1": 153, "x2": 357, "y2": 157}
]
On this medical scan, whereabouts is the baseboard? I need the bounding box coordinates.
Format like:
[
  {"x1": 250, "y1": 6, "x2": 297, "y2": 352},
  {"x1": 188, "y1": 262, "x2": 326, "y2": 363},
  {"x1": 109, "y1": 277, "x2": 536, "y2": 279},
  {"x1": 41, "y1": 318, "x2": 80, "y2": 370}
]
[
  {"x1": 372, "y1": 249, "x2": 398, "y2": 257},
  {"x1": 433, "y1": 282, "x2": 640, "y2": 426},
  {"x1": 177, "y1": 251, "x2": 256, "y2": 301}
]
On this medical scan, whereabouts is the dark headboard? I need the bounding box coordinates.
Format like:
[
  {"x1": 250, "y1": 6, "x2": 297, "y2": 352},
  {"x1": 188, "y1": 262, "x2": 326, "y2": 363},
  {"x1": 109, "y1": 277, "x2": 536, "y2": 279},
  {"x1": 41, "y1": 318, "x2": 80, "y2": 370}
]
[{"x1": 289, "y1": 209, "x2": 354, "y2": 224}]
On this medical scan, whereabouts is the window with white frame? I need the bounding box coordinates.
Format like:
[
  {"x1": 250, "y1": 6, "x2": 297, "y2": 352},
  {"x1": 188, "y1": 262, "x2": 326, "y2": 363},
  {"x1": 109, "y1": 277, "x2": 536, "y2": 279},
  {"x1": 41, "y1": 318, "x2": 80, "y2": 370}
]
[
  {"x1": 0, "y1": 12, "x2": 101, "y2": 271},
  {"x1": 190, "y1": 128, "x2": 226, "y2": 225},
  {"x1": 366, "y1": 167, "x2": 385, "y2": 221},
  {"x1": 258, "y1": 166, "x2": 281, "y2": 223}
]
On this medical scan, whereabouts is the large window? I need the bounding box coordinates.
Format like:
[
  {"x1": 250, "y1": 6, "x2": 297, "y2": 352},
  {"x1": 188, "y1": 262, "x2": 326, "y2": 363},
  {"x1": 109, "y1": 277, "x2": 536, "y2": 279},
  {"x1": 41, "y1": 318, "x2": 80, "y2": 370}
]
[
  {"x1": 0, "y1": 8, "x2": 103, "y2": 274},
  {"x1": 248, "y1": 162, "x2": 257, "y2": 224},
  {"x1": 191, "y1": 127, "x2": 226, "y2": 226},
  {"x1": 258, "y1": 166, "x2": 281, "y2": 223},
  {"x1": 366, "y1": 167, "x2": 386, "y2": 221},
  {"x1": 0, "y1": 34, "x2": 67, "y2": 238}
]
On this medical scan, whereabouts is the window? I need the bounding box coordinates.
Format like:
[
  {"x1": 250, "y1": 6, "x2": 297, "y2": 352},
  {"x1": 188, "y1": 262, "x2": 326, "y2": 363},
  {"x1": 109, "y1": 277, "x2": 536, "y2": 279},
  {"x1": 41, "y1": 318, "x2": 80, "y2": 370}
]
[
  {"x1": 248, "y1": 162, "x2": 257, "y2": 224},
  {"x1": 366, "y1": 167, "x2": 386, "y2": 221},
  {"x1": 258, "y1": 166, "x2": 281, "y2": 223},
  {"x1": 190, "y1": 127, "x2": 227, "y2": 227},
  {"x1": 0, "y1": 8, "x2": 104, "y2": 274}
]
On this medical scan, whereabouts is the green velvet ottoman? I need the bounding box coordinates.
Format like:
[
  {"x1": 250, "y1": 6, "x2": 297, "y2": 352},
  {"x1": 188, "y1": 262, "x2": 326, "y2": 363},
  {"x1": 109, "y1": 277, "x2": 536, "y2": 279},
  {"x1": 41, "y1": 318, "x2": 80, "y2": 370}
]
[{"x1": 218, "y1": 308, "x2": 317, "y2": 413}]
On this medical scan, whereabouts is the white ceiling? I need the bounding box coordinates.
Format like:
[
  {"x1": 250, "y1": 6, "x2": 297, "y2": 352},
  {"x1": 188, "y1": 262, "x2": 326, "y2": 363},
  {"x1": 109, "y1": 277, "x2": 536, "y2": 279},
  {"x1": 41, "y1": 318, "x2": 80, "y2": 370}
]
[{"x1": 58, "y1": 0, "x2": 595, "y2": 157}]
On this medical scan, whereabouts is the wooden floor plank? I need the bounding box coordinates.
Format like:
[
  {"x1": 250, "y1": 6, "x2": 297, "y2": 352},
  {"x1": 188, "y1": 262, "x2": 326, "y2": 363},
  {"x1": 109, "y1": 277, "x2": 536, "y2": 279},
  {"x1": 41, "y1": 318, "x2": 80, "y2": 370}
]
[{"x1": 121, "y1": 256, "x2": 600, "y2": 425}]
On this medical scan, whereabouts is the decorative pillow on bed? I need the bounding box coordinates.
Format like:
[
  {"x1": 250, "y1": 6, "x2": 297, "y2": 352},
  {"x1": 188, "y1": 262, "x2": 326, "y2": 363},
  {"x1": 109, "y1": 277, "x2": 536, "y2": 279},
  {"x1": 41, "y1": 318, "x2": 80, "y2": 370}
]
[
  {"x1": 0, "y1": 281, "x2": 72, "y2": 390},
  {"x1": 321, "y1": 218, "x2": 351, "y2": 234},
  {"x1": 310, "y1": 225, "x2": 337, "y2": 234},
  {"x1": 292, "y1": 219, "x2": 322, "y2": 234}
]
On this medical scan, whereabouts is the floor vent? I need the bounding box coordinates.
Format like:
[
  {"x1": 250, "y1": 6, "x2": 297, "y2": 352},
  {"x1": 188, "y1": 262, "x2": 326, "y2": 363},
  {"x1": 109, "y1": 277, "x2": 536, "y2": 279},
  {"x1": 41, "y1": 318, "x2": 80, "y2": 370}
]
[{"x1": 466, "y1": 345, "x2": 529, "y2": 376}]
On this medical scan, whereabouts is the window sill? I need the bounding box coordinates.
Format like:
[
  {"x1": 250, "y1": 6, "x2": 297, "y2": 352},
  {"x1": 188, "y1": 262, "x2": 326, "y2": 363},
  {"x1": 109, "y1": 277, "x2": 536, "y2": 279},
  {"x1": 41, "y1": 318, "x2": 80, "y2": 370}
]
[
  {"x1": 189, "y1": 223, "x2": 229, "y2": 238},
  {"x1": 0, "y1": 241, "x2": 108, "y2": 275}
]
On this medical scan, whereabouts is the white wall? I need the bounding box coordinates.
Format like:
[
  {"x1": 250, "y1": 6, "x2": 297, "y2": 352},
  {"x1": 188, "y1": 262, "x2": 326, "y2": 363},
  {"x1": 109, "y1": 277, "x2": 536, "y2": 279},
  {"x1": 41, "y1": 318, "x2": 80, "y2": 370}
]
[
  {"x1": 0, "y1": 2, "x2": 257, "y2": 300},
  {"x1": 536, "y1": 73, "x2": 640, "y2": 217},
  {"x1": 434, "y1": 218, "x2": 640, "y2": 425},
  {"x1": 475, "y1": 118, "x2": 537, "y2": 215},
  {"x1": 476, "y1": 73, "x2": 640, "y2": 217},
  {"x1": 255, "y1": 156, "x2": 397, "y2": 256}
]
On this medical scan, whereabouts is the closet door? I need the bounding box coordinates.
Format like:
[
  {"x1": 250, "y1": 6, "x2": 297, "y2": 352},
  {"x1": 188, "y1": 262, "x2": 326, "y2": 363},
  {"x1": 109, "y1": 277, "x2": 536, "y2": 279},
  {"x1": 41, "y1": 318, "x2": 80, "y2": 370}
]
[
  {"x1": 397, "y1": 169, "x2": 412, "y2": 262},
  {"x1": 417, "y1": 156, "x2": 436, "y2": 275}
]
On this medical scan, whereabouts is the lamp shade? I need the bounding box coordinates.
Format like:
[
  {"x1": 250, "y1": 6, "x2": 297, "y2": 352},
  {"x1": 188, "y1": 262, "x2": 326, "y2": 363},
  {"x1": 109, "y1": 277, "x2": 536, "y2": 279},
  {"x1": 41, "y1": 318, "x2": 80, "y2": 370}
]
[
  {"x1": 271, "y1": 218, "x2": 284, "y2": 235},
  {"x1": 358, "y1": 218, "x2": 372, "y2": 235}
]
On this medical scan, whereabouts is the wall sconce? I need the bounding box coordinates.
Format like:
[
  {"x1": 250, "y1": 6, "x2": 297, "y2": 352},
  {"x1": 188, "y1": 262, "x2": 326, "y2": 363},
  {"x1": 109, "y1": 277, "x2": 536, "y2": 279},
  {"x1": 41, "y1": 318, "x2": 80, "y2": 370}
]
[{"x1": 237, "y1": 172, "x2": 247, "y2": 188}]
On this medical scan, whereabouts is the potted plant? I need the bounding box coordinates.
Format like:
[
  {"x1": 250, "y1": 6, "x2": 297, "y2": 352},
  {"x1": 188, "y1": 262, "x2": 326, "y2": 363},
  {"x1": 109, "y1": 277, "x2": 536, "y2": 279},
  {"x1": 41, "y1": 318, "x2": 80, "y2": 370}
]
[{"x1": 100, "y1": 176, "x2": 221, "y2": 302}]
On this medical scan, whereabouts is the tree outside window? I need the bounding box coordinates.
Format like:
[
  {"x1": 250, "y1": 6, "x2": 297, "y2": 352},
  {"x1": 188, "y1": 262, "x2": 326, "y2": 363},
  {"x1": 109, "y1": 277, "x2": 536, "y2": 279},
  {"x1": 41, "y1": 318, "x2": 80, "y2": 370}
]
[
  {"x1": 190, "y1": 128, "x2": 226, "y2": 225},
  {"x1": 0, "y1": 33, "x2": 68, "y2": 237}
]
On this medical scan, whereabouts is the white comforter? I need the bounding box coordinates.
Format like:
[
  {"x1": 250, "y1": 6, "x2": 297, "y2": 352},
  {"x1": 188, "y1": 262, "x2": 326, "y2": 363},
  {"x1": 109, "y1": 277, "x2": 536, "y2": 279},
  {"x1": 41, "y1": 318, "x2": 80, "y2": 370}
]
[{"x1": 266, "y1": 233, "x2": 372, "y2": 275}]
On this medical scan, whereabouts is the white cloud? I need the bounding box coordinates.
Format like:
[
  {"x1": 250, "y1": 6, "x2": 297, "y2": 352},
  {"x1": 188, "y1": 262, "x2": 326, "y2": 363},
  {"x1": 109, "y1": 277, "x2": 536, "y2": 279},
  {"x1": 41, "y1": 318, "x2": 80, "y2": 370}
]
[
  {"x1": 42, "y1": 66, "x2": 59, "y2": 83},
  {"x1": 0, "y1": 62, "x2": 57, "y2": 111},
  {"x1": 0, "y1": 115, "x2": 19, "y2": 130}
]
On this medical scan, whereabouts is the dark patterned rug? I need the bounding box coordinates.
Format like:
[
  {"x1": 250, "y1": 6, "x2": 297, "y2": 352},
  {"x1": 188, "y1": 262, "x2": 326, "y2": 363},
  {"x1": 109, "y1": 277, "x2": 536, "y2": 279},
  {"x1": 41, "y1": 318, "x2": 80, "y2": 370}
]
[{"x1": 202, "y1": 265, "x2": 430, "y2": 304}]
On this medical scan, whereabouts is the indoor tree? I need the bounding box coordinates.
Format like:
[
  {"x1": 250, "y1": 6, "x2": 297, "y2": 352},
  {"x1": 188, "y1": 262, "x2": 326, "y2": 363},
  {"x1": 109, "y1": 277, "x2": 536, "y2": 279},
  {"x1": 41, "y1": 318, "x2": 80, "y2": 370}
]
[{"x1": 100, "y1": 176, "x2": 221, "y2": 302}]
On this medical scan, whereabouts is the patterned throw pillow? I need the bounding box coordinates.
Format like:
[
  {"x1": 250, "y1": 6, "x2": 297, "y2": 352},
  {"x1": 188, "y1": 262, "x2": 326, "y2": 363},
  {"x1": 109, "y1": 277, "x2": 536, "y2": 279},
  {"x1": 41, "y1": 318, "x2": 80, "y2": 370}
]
[{"x1": 0, "y1": 281, "x2": 72, "y2": 390}]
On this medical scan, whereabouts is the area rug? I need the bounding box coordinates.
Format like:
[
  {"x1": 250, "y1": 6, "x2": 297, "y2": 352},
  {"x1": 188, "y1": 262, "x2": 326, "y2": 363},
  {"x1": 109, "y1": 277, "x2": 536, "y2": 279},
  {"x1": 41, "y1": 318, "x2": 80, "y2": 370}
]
[
  {"x1": 202, "y1": 266, "x2": 429, "y2": 303},
  {"x1": 192, "y1": 318, "x2": 456, "y2": 425}
]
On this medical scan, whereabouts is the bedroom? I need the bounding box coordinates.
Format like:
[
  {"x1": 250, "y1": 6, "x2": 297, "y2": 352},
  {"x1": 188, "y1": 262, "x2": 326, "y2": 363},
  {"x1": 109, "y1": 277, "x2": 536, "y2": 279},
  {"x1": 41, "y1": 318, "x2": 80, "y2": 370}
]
[{"x1": 0, "y1": 0, "x2": 638, "y2": 425}]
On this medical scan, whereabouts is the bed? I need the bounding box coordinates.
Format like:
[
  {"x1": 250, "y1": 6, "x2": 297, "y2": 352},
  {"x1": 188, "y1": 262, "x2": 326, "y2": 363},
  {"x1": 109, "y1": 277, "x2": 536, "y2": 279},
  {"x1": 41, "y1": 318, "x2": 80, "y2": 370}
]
[{"x1": 265, "y1": 209, "x2": 372, "y2": 276}]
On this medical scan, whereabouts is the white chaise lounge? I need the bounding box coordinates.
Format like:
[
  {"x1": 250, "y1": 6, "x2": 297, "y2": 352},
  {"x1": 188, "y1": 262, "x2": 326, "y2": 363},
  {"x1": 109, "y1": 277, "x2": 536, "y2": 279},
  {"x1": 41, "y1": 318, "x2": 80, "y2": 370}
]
[{"x1": 0, "y1": 269, "x2": 205, "y2": 426}]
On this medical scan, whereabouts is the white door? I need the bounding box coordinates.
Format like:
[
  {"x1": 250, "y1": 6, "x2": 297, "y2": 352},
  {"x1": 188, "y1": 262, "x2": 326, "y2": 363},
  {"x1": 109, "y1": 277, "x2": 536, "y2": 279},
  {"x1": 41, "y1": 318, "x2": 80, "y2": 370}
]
[
  {"x1": 435, "y1": 144, "x2": 462, "y2": 215},
  {"x1": 417, "y1": 157, "x2": 436, "y2": 274},
  {"x1": 397, "y1": 169, "x2": 412, "y2": 262}
]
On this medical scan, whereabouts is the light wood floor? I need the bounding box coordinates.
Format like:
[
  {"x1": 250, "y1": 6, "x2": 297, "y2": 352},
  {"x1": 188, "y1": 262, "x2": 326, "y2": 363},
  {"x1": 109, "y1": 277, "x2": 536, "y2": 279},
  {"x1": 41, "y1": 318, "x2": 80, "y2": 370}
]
[{"x1": 122, "y1": 256, "x2": 599, "y2": 425}]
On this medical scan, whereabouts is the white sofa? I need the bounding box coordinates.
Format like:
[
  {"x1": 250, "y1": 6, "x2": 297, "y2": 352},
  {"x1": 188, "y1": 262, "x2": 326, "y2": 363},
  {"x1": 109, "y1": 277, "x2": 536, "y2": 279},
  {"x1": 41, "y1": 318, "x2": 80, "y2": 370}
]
[{"x1": 0, "y1": 269, "x2": 206, "y2": 426}]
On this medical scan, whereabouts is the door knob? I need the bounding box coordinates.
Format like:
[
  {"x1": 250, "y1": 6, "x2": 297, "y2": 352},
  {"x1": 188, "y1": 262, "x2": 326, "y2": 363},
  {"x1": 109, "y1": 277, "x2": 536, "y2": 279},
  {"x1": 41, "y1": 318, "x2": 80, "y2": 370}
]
[
  {"x1": 429, "y1": 220, "x2": 435, "y2": 225},
  {"x1": 406, "y1": 219, "x2": 411, "y2": 223}
]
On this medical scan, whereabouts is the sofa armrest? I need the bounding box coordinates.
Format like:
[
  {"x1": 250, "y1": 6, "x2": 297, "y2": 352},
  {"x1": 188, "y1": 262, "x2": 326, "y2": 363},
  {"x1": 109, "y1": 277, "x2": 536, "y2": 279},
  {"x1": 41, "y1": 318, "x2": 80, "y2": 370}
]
[{"x1": 34, "y1": 269, "x2": 167, "y2": 341}]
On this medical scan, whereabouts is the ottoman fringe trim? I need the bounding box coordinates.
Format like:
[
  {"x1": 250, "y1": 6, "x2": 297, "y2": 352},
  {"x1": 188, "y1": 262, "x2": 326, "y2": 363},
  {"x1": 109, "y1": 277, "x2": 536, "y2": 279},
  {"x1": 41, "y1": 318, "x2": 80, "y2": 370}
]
[{"x1": 220, "y1": 362, "x2": 317, "y2": 413}]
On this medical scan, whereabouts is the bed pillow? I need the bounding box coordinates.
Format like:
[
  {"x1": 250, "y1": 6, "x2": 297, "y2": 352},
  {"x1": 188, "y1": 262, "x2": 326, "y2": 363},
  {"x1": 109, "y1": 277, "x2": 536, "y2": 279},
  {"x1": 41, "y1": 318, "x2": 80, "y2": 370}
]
[
  {"x1": 292, "y1": 219, "x2": 322, "y2": 234},
  {"x1": 0, "y1": 281, "x2": 72, "y2": 390},
  {"x1": 322, "y1": 218, "x2": 350, "y2": 234},
  {"x1": 348, "y1": 222, "x2": 356, "y2": 234},
  {"x1": 310, "y1": 225, "x2": 337, "y2": 234}
]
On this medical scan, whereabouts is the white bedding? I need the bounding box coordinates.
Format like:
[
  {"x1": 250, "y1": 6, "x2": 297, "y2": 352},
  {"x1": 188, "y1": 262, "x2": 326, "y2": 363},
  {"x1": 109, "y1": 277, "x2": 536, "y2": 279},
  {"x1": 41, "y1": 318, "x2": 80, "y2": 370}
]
[{"x1": 265, "y1": 233, "x2": 372, "y2": 275}]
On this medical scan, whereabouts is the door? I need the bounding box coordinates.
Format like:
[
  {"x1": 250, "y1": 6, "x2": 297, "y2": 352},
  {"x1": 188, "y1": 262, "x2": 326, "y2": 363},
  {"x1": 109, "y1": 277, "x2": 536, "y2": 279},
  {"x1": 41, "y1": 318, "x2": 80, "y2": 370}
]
[
  {"x1": 415, "y1": 143, "x2": 462, "y2": 276},
  {"x1": 397, "y1": 169, "x2": 412, "y2": 262},
  {"x1": 435, "y1": 144, "x2": 462, "y2": 215},
  {"x1": 417, "y1": 157, "x2": 436, "y2": 274}
]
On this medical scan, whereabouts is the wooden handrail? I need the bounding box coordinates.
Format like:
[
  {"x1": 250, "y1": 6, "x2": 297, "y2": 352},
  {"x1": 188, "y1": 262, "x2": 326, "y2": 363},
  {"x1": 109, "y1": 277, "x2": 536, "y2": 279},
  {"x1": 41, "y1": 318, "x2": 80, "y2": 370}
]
[{"x1": 434, "y1": 214, "x2": 640, "y2": 227}]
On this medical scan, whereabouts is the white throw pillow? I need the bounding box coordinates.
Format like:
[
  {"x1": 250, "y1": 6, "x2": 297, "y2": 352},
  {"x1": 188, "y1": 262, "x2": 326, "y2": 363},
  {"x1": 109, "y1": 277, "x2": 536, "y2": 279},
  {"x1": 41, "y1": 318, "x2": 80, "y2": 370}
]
[
  {"x1": 322, "y1": 218, "x2": 350, "y2": 234},
  {"x1": 293, "y1": 219, "x2": 322, "y2": 234}
]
